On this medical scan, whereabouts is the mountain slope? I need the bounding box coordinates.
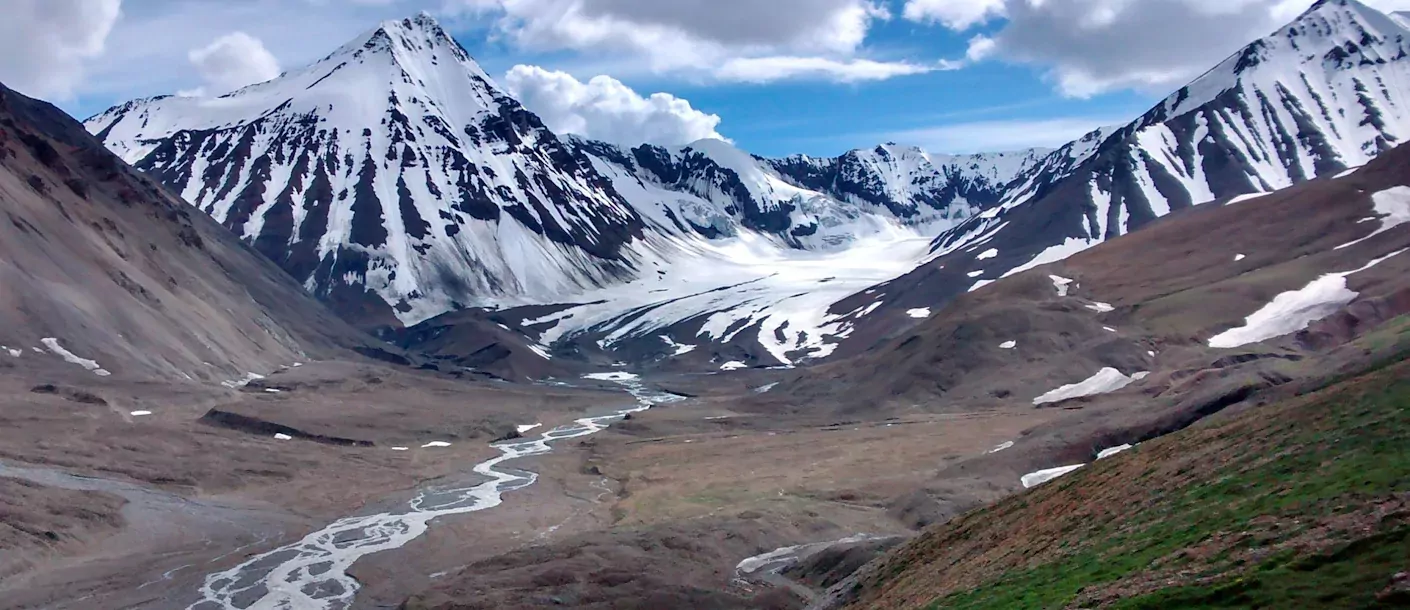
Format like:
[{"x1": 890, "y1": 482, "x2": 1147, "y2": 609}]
[
  {"x1": 781, "y1": 136, "x2": 1410, "y2": 415},
  {"x1": 84, "y1": 1, "x2": 1410, "y2": 369},
  {"x1": 571, "y1": 137, "x2": 1047, "y2": 248},
  {"x1": 84, "y1": 14, "x2": 660, "y2": 328},
  {"x1": 946, "y1": 0, "x2": 1410, "y2": 268},
  {"x1": 834, "y1": 344, "x2": 1410, "y2": 609},
  {"x1": 831, "y1": 0, "x2": 1410, "y2": 348},
  {"x1": 85, "y1": 14, "x2": 998, "y2": 335},
  {"x1": 0, "y1": 80, "x2": 382, "y2": 382}
]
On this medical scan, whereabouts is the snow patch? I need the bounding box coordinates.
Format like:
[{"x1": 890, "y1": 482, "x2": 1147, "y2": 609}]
[
  {"x1": 660, "y1": 335, "x2": 697, "y2": 356},
  {"x1": 754, "y1": 382, "x2": 780, "y2": 394},
  {"x1": 999, "y1": 340, "x2": 1017, "y2": 349},
  {"x1": 720, "y1": 361, "x2": 748, "y2": 371},
  {"x1": 421, "y1": 441, "x2": 452, "y2": 448},
  {"x1": 1209, "y1": 250, "x2": 1406, "y2": 349},
  {"x1": 1226, "y1": 193, "x2": 1266, "y2": 205},
  {"x1": 41, "y1": 338, "x2": 106, "y2": 375},
  {"x1": 1235, "y1": 253, "x2": 1247, "y2": 262},
  {"x1": 1049, "y1": 275, "x2": 1074, "y2": 297},
  {"x1": 1097, "y1": 444, "x2": 1134, "y2": 459},
  {"x1": 130, "y1": 410, "x2": 153, "y2": 417},
  {"x1": 906, "y1": 308, "x2": 931, "y2": 319},
  {"x1": 264, "y1": 389, "x2": 282, "y2": 394},
  {"x1": 222, "y1": 372, "x2": 265, "y2": 389},
  {"x1": 988, "y1": 441, "x2": 1014, "y2": 453},
  {"x1": 516, "y1": 423, "x2": 542, "y2": 434},
  {"x1": 1103, "y1": 326, "x2": 1118, "y2": 333},
  {"x1": 274, "y1": 434, "x2": 293, "y2": 441},
  {"x1": 1033, "y1": 367, "x2": 1142, "y2": 405},
  {"x1": 1002, "y1": 239, "x2": 1095, "y2": 280},
  {"x1": 976, "y1": 248, "x2": 999, "y2": 260},
  {"x1": 966, "y1": 270, "x2": 985, "y2": 278},
  {"x1": 1087, "y1": 302, "x2": 1114, "y2": 313},
  {"x1": 1021, "y1": 464, "x2": 1085, "y2": 488},
  {"x1": 1335, "y1": 186, "x2": 1410, "y2": 250},
  {"x1": 584, "y1": 372, "x2": 640, "y2": 381},
  {"x1": 968, "y1": 279, "x2": 996, "y2": 293},
  {"x1": 391, "y1": 447, "x2": 410, "y2": 451},
  {"x1": 2, "y1": 346, "x2": 20, "y2": 357}
]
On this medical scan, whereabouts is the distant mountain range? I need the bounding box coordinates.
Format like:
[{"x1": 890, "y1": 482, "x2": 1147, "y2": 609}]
[{"x1": 83, "y1": 0, "x2": 1410, "y2": 367}]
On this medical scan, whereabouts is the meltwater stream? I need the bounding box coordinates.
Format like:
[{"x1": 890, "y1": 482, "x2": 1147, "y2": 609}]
[{"x1": 190, "y1": 378, "x2": 683, "y2": 610}]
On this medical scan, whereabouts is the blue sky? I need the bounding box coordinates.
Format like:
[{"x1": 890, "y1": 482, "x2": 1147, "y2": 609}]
[{"x1": 6, "y1": 0, "x2": 1409, "y2": 158}]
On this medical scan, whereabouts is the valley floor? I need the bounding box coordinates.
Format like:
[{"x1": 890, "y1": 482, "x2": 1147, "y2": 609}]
[
  {"x1": 0, "y1": 355, "x2": 1059, "y2": 610},
  {"x1": 6, "y1": 314, "x2": 1410, "y2": 609}
]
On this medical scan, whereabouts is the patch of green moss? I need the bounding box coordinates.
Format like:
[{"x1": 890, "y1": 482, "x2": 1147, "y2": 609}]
[{"x1": 925, "y1": 367, "x2": 1410, "y2": 610}]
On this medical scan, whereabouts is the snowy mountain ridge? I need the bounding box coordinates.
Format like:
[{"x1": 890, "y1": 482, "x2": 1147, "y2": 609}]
[
  {"x1": 925, "y1": 0, "x2": 1410, "y2": 276},
  {"x1": 85, "y1": 13, "x2": 1019, "y2": 331},
  {"x1": 85, "y1": 0, "x2": 1410, "y2": 367}
]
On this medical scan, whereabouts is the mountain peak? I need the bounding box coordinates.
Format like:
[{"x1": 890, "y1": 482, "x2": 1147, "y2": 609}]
[
  {"x1": 1278, "y1": 0, "x2": 1408, "y2": 48},
  {"x1": 1161, "y1": 0, "x2": 1410, "y2": 119},
  {"x1": 377, "y1": 11, "x2": 448, "y2": 38},
  {"x1": 1292, "y1": 0, "x2": 1402, "y2": 28},
  {"x1": 332, "y1": 10, "x2": 478, "y2": 69}
]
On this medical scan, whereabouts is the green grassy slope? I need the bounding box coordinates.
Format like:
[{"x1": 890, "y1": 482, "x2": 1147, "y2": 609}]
[{"x1": 844, "y1": 334, "x2": 1410, "y2": 609}]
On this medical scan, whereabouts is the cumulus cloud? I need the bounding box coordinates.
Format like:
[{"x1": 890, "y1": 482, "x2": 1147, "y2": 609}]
[
  {"x1": 907, "y1": 0, "x2": 1410, "y2": 97},
  {"x1": 902, "y1": 0, "x2": 1006, "y2": 30},
  {"x1": 452, "y1": 0, "x2": 929, "y2": 83},
  {"x1": 187, "y1": 32, "x2": 282, "y2": 96},
  {"x1": 0, "y1": 0, "x2": 122, "y2": 100},
  {"x1": 503, "y1": 65, "x2": 725, "y2": 145}
]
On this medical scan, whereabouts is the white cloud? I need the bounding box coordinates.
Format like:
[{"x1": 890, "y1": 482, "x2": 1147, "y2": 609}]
[
  {"x1": 459, "y1": 0, "x2": 886, "y2": 57},
  {"x1": 889, "y1": 116, "x2": 1126, "y2": 154},
  {"x1": 716, "y1": 56, "x2": 937, "y2": 83},
  {"x1": 70, "y1": 0, "x2": 418, "y2": 111},
  {"x1": 965, "y1": 35, "x2": 997, "y2": 62},
  {"x1": 902, "y1": 0, "x2": 1006, "y2": 29},
  {"x1": 187, "y1": 32, "x2": 282, "y2": 97},
  {"x1": 0, "y1": 0, "x2": 122, "y2": 100},
  {"x1": 907, "y1": 0, "x2": 1410, "y2": 98},
  {"x1": 452, "y1": 0, "x2": 928, "y2": 83},
  {"x1": 503, "y1": 65, "x2": 725, "y2": 145}
]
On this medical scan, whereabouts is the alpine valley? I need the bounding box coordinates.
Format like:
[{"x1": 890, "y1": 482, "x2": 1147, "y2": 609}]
[
  {"x1": 83, "y1": 0, "x2": 1410, "y2": 369},
  {"x1": 2, "y1": 1, "x2": 1410, "y2": 609}
]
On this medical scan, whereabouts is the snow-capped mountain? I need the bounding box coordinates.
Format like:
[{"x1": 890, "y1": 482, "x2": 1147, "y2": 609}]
[
  {"x1": 766, "y1": 144, "x2": 1049, "y2": 221},
  {"x1": 570, "y1": 137, "x2": 1035, "y2": 249},
  {"x1": 839, "y1": 0, "x2": 1410, "y2": 351},
  {"x1": 85, "y1": 14, "x2": 661, "y2": 327},
  {"x1": 84, "y1": 0, "x2": 1410, "y2": 368},
  {"x1": 932, "y1": 0, "x2": 1410, "y2": 269},
  {"x1": 85, "y1": 13, "x2": 1022, "y2": 330}
]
